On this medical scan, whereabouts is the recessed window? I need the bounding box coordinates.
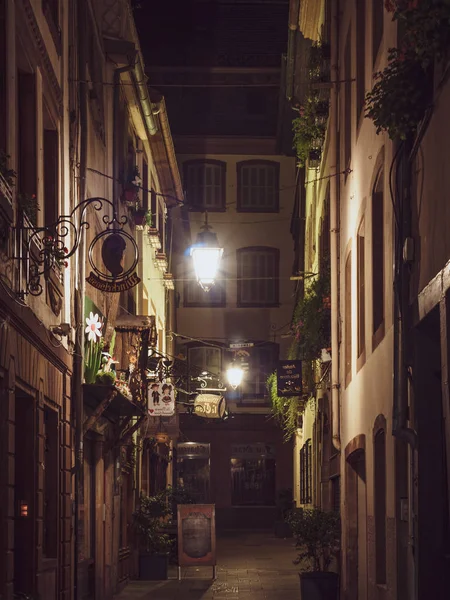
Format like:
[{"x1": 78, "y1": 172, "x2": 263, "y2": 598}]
[
  {"x1": 188, "y1": 346, "x2": 222, "y2": 390},
  {"x1": 345, "y1": 251, "x2": 352, "y2": 386},
  {"x1": 356, "y1": 0, "x2": 366, "y2": 122},
  {"x1": 372, "y1": 169, "x2": 385, "y2": 347},
  {"x1": 237, "y1": 161, "x2": 279, "y2": 212},
  {"x1": 357, "y1": 218, "x2": 365, "y2": 359},
  {"x1": 43, "y1": 406, "x2": 58, "y2": 558},
  {"x1": 373, "y1": 0, "x2": 384, "y2": 65},
  {"x1": 184, "y1": 276, "x2": 226, "y2": 308},
  {"x1": 344, "y1": 29, "x2": 351, "y2": 171},
  {"x1": 237, "y1": 247, "x2": 279, "y2": 307},
  {"x1": 184, "y1": 160, "x2": 226, "y2": 211},
  {"x1": 239, "y1": 343, "x2": 278, "y2": 404},
  {"x1": 374, "y1": 429, "x2": 387, "y2": 584},
  {"x1": 300, "y1": 439, "x2": 312, "y2": 504}
]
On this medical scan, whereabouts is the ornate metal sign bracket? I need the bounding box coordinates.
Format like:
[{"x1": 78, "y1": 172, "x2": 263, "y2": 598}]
[{"x1": 0, "y1": 197, "x2": 140, "y2": 304}]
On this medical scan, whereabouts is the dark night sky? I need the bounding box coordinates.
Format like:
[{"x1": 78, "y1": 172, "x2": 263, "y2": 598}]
[{"x1": 133, "y1": 0, "x2": 290, "y2": 67}]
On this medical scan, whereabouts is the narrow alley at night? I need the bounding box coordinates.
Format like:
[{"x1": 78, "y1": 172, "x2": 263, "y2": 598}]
[{"x1": 0, "y1": 1, "x2": 449, "y2": 599}]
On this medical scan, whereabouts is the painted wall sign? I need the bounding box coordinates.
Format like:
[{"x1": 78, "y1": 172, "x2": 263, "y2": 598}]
[
  {"x1": 231, "y1": 443, "x2": 276, "y2": 459},
  {"x1": 148, "y1": 379, "x2": 175, "y2": 416},
  {"x1": 276, "y1": 360, "x2": 302, "y2": 397},
  {"x1": 86, "y1": 229, "x2": 140, "y2": 292},
  {"x1": 177, "y1": 504, "x2": 216, "y2": 568},
  {"x1": 193, "y1": 394, "x2": 226, "y2": 419},
  {"x1": 86, "y1": 270, "x2": 140, "y2": 292},
  {"x1": 177, "y1": 442, "x2": 210, "y2": 459}
]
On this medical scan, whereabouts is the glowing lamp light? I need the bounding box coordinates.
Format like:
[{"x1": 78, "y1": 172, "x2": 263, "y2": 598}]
[
  {"x1": 226, "y1": 363, "x2": 244, "y2": 390},
  {"x1": 190, "y1": 214, "x2": 223, "y2": 292}
]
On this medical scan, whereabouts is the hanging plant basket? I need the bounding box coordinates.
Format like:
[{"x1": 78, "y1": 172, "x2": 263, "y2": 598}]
[{"x1": 308, "y1": 149, "x2": 322, "y2": 169}]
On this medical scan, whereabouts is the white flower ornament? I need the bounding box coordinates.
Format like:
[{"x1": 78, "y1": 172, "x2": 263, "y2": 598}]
[{"x1": 85, "y1": 312, "x2": 102, "y2": 342}]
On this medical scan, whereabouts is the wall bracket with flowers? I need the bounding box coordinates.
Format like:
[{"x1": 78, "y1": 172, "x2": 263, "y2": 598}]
[{"x1": 0, "y1": 195, "x2": 139, "y2": 305}]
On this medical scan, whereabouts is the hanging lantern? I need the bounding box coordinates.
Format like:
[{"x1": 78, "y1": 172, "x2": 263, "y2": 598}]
[
  {"x1": 190, "y1": 213, "x2": 223, "y2": 292},
  {"x1": 226, "y1": 362, "x2": 244, "y2": 390}
]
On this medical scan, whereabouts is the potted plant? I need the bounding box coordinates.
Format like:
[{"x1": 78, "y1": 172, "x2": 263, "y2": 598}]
[
  {"x1": 133, "y1": 491, "x2": 173, "y2": 580},
  {"x1": 122, "y1": 165, "x2": 141, "y2": 207},
  {"x1": 274, "y1": 488, "x2": 294, "y2": 538},
  {"x1": 287, "y1": 508, "x2": 340, "y2": 600},
  {"x1": 18, "y1": 192, "x2": 39, "y2": 225}
]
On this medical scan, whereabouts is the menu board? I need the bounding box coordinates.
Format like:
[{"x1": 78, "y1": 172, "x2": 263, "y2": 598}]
[{"x1": 177, "y1": 504, "x2": 216, "y2": 567}]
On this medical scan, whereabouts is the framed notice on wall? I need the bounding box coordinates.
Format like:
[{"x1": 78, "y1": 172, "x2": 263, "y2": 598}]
[{"x1": 177, "y1": 504, "x2": 216, "y2": 579}]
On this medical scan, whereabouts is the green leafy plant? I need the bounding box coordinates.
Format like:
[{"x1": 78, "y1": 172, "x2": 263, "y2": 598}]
[
  {"x1": 145, "y1": 210, "x2": 153, "y2": 227},
  {"x1": 365, "y1": 47, "x2": 429, "y2": 140},
  {"x1": 366, "y1": 1, "x2": 450, "y2": 139},
  {"x1": 290, "y1": 265, "x2": 331, "y2": 361},
  {"x1": 133, "y1": 492, "x2": 174, "y2": 555},
  {"x1": 96, "y1": 371, "x2": 116, "y2": 385},
  {"x1": 267, "y1": 372, "x2": 305, "y2": 441},
  {"x1": 386, "y1": 0, "x2": 450, "y2": 68},
  {"x1": 308, "y1": 41, "x2": 331, "y2": 83},
  {"x1": 84, "y1": 340, "x2": 103, "y2": 384},
  {"x1": 287, "y1": 508, "x2": 340, "y2": 572},
  {"x1": 0, "y1": 150, "x2": 16, "y2": 186},
  {"x1": 292, "y1": 94, "x2": 328, "y2": 167},
  {"x1": 18, "y1": 192, "x2": 40, "y2": 224}
]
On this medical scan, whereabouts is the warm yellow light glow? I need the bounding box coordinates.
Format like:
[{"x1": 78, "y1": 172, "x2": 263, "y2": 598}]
[
  {"x1": 191, "y1": 246, "x2": 223, "y2": 292},
  {"x1": 226, "y1": 364, "x2": 244, "y2": 389}
]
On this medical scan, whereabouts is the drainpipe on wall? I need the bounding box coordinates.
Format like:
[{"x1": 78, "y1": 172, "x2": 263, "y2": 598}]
[
  {"x1": 124, "y1": 0, "x2": 157, "y2": 138},
  {"x1": 330, "y1": 0, "x2": 341, "y2": 452},
  {"x1": 131, "y1": 58, "x2": 157, "y2": 137},
  {"x1": 73, "y1": 1, "x2": 88, "y2": 598},
  {"x1": 113, "y1": 61, "x2": 135, "y2": 210},
  {"x1": 391, "y1": 138, "x2": 418, "y2": 600}
]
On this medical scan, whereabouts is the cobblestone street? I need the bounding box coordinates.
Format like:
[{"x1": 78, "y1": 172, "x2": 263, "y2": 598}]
[{"x1": 114, "y1": 532, "x2": 300, "y2": 600}]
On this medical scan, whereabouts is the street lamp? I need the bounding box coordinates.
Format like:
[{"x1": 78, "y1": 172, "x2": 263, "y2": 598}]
[
  {"x1": 190, "y1": 213, "x2": 223, "y2": 292},
  {"x1": 226, "y1": 361, "x2": 244, "y2": 390}
]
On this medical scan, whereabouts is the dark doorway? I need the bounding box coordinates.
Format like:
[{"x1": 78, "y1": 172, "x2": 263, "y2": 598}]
[
  {"x1": 414, "y1": 305, "x2": 449, "y2": 598},
  {"x1": 14, "y1": 391, "x2": 35, "y2": 596},
  {"x1": 345, "y1": 446, "x2": 367, "y2": 600}
]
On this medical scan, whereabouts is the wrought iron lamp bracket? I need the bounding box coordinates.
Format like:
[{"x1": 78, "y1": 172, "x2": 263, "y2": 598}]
[{"x1": 0, "y1": 197, "x2": 132, "y2": 304}]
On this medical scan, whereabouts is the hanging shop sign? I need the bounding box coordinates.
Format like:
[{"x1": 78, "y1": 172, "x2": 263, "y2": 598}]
[
  {"x1": 193, "y1": 394, "x2": 226, "y2": 419},
  {"x1": 148, "y1": 379, "x2": 175, "y2": 416},
  {"x1": 177, "y1": 504, "x2": 216, "y2": 575},
  {"x1": 231, "y1": 443, "x2": 276, "y2": 459},
  {"x1": 177, "y1": 442, "x2": 210, "y2": 459},
  {"x1": 276, "y1": 360, "x2": 302, "y2": 397},
  {"x1": 86, "y1": 229, "x2": 141, "y2": 292}
]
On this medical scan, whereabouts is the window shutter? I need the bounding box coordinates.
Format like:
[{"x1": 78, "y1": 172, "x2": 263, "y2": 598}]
[
  {"x1": 185, "y1": 161, "x2": 225, "y2": 210},
  {"x1": 238, "y1": 248, "x2": 278, "y2": 306},
  {"x1": 238, "y1": 162, "x2": 278, "y2": 211}
]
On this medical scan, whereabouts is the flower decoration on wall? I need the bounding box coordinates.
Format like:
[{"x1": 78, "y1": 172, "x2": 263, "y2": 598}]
[{"x1": 85, "y1": 312, "x2": 103, "y2": 342}]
